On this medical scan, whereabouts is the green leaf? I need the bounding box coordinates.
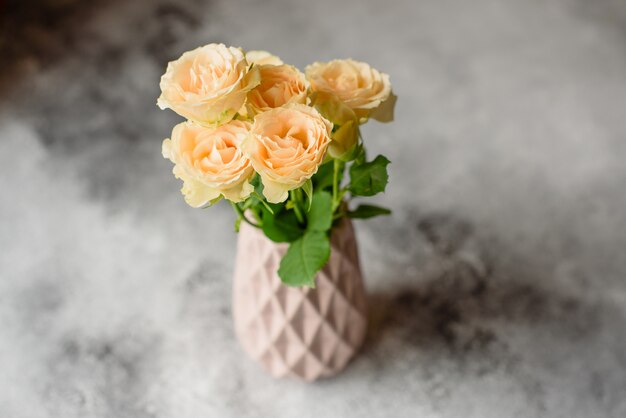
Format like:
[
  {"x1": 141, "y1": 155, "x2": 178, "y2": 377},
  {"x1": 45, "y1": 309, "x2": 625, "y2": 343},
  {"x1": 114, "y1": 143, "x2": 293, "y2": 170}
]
[
  {"x1": 278, "y1": 231, "x2": 330, "y2": 287},
  {"x1": 312, "y1": 161, "x2": 336, "y2": 191},
  {"x1": 251, "y1": 173, "x2": 263, "y2": 194},
  {"x1": 234, "y1": 216, "x2": 242, "y2": 232},
  {"x1": 307, "y1": 191, "x2": 332, "y2": 232},
  {"x1": 241, "y1": 175, "x2": 266, "y2": 209},
  {"x1": 341, "y1": 140, "x2": 364, "y2": 163},
  {"x1": 347, "y1": 204, "x2": 392, "y2": 219},
  {"x1": 248, "y1": 189, "x2": 273, "y2": 214},
  {"x1": 261, "y1": 208, "x2": 304, "y2": 243},
  {"x1": 301, "y1": 179, "x2": 313, "y2": 211},
  {"x1": 349, "y1": 155, "x2": 390, "y2": 197},
  {"x1": 354, "y1": 143, "x2": 366, "y2": 165}
]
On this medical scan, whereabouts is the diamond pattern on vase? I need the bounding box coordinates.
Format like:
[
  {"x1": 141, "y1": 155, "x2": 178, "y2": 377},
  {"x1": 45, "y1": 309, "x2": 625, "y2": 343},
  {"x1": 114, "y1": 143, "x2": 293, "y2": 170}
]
[{"x1": 232, "y1": 219, "x2": 368, "y2": 381}]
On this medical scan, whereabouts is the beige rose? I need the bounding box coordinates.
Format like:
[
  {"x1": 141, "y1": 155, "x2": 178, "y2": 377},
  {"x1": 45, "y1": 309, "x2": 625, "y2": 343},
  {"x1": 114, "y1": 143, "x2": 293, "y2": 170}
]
[
  {"x1": 245, "y1": 50, "x2": 283, "y2": 66},
  {"x1": 310, "y1": 91, "x2": 359, "y2": 159},
  {"x1": 246, "y1": 64, "x2": 308, "y2": 116},
  {"x1": 157, "y1": 43, "x2": 260, "y2": 126},
  {"x1": 162, "y1": 120, "x2": 254, "y2": 207},
  {"x1": 305, "y1": 59, "x2": 395, "y2": 122},
  {"x1": 243, "y1": 104, "x2": 332, "y2": 203}
]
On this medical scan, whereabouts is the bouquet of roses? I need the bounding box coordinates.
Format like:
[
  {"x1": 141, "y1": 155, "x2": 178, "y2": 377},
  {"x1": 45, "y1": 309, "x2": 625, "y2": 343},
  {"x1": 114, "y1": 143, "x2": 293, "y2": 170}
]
[{"x1": 157, "y1": 44, "x2": 396, "y2": 287}]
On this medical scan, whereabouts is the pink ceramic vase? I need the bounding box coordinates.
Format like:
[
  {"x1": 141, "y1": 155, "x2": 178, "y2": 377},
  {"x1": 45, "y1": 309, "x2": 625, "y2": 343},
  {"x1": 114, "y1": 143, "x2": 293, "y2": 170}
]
[{"x1": 232, "y1": 218, "x2": 368, "y2": 381}]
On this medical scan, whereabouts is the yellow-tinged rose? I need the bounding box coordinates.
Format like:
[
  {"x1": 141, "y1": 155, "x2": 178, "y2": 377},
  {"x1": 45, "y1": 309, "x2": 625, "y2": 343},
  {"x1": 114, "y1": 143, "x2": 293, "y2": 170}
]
[
  {"x1": 246, "y1": 64, "x2": 308, "y2": 116},
  {"x1": 310, "y1": 91, "x2": 359, "y2": 159},
  {"x1": 243, "y1": 104, "x2": 332, "y2": 203},
  {"x1": 162, "y1": 120, "x2": 254, "y2": 207},
  {"x1": 305, "y1": 59, "x2": 395, "y2": 122},
  {"x1": 245, "y1": 50, "x2": 283, "y2": 66},
  {"x1": 157, "y1": 43, "x2": 260, "y2": 126}
]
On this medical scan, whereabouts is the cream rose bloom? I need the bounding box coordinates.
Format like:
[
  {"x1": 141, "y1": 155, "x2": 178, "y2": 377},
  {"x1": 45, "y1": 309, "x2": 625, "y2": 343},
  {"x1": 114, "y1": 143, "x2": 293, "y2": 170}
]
[
  {"x1": 246, "y1": 64, "x2": 308, "y2": 116},
  {"x1": 310, "y1": 91, "x2": 359, "y2": 159},
  {"x1": 305, "y1": 59, "x2": 395, "y2": 122},
  {"x1": 157, "y1": 43, "x2": 260, "y2": 126},
  {"x1": 243, "y1": 105, "x2": 332, "y2": 203},
  {"x1": 162, "y1": 120, "x2": 254, "y2": 207},
  {"x1": 245, "y1": 50, "x2": 283, "y2": 66}
]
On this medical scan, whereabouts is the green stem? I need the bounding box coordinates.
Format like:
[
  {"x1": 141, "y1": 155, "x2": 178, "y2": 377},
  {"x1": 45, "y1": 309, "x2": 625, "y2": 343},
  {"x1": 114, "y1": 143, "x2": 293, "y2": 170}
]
[
  {"x1": 332, "y1": 159, "x2": 344, "y2": 212},
  {"x1": 332, "y1": 159, "x2": 339, "y2": 202},
  {"x1": 253, "y1": 191, "x2": 274, "y2": 214},
  {"x1": 250, "y1": 207, "x2": 263, "y2": 224},
  {"x1": 338, "y1": 187, "x2": 349, "y2": 201},
  {"x1": 290, "y1": 189, "x2": 305, "y2": 224},
  {"x1": 230, "y1": 202, "x2": 261, "y2": 229}
]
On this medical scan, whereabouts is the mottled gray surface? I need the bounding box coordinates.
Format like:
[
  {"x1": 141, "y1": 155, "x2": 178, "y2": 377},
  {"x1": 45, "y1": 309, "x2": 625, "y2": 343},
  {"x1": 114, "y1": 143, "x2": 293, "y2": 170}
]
[{"x1": 1, "y1": 0, "x2": 626, "y2": 417}]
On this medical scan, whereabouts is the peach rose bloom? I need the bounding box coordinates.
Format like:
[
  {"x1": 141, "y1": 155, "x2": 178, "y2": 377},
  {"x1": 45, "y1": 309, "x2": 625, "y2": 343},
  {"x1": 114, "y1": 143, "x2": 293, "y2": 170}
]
[
  {"x1": 245, "y1": 50, "x2": 284, "y2": 66},
  {"x1": 310, "y1": 91, "x2": 359, "y2": 159},
  {"x1": 157, "y1": 43, "x2": 260, "y2": 126},
  {"x1": 243, "y1": 105, "x2": 332, "y2": 203},
  {"x1": 305, "y1": 59, "x2": 394, "y2": 122},
  {"x1": 162, "y1": 120, "x2": 254, "y2": 207},
  {"x1": 246, "y1": 64, "x2": 308, "y2": 116}
]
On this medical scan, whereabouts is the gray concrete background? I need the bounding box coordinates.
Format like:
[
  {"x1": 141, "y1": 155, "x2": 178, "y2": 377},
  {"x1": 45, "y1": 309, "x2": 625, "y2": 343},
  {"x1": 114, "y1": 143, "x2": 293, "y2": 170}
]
[{"x1": 1, "y1": 0, "x2": 626, "y2": 417}]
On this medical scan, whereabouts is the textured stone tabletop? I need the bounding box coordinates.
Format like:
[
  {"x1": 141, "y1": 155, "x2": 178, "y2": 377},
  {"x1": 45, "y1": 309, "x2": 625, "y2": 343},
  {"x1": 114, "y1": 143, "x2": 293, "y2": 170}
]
[{"x1": 1, "y1": 0, "x2": 626, "y2": 417}]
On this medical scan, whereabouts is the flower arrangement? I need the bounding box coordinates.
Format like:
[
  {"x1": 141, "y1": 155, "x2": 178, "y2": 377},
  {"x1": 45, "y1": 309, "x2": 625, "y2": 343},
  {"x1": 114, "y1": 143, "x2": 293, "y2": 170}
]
[{"x1": 158, "y1": 44, "x2": 396, "y2": 287}]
